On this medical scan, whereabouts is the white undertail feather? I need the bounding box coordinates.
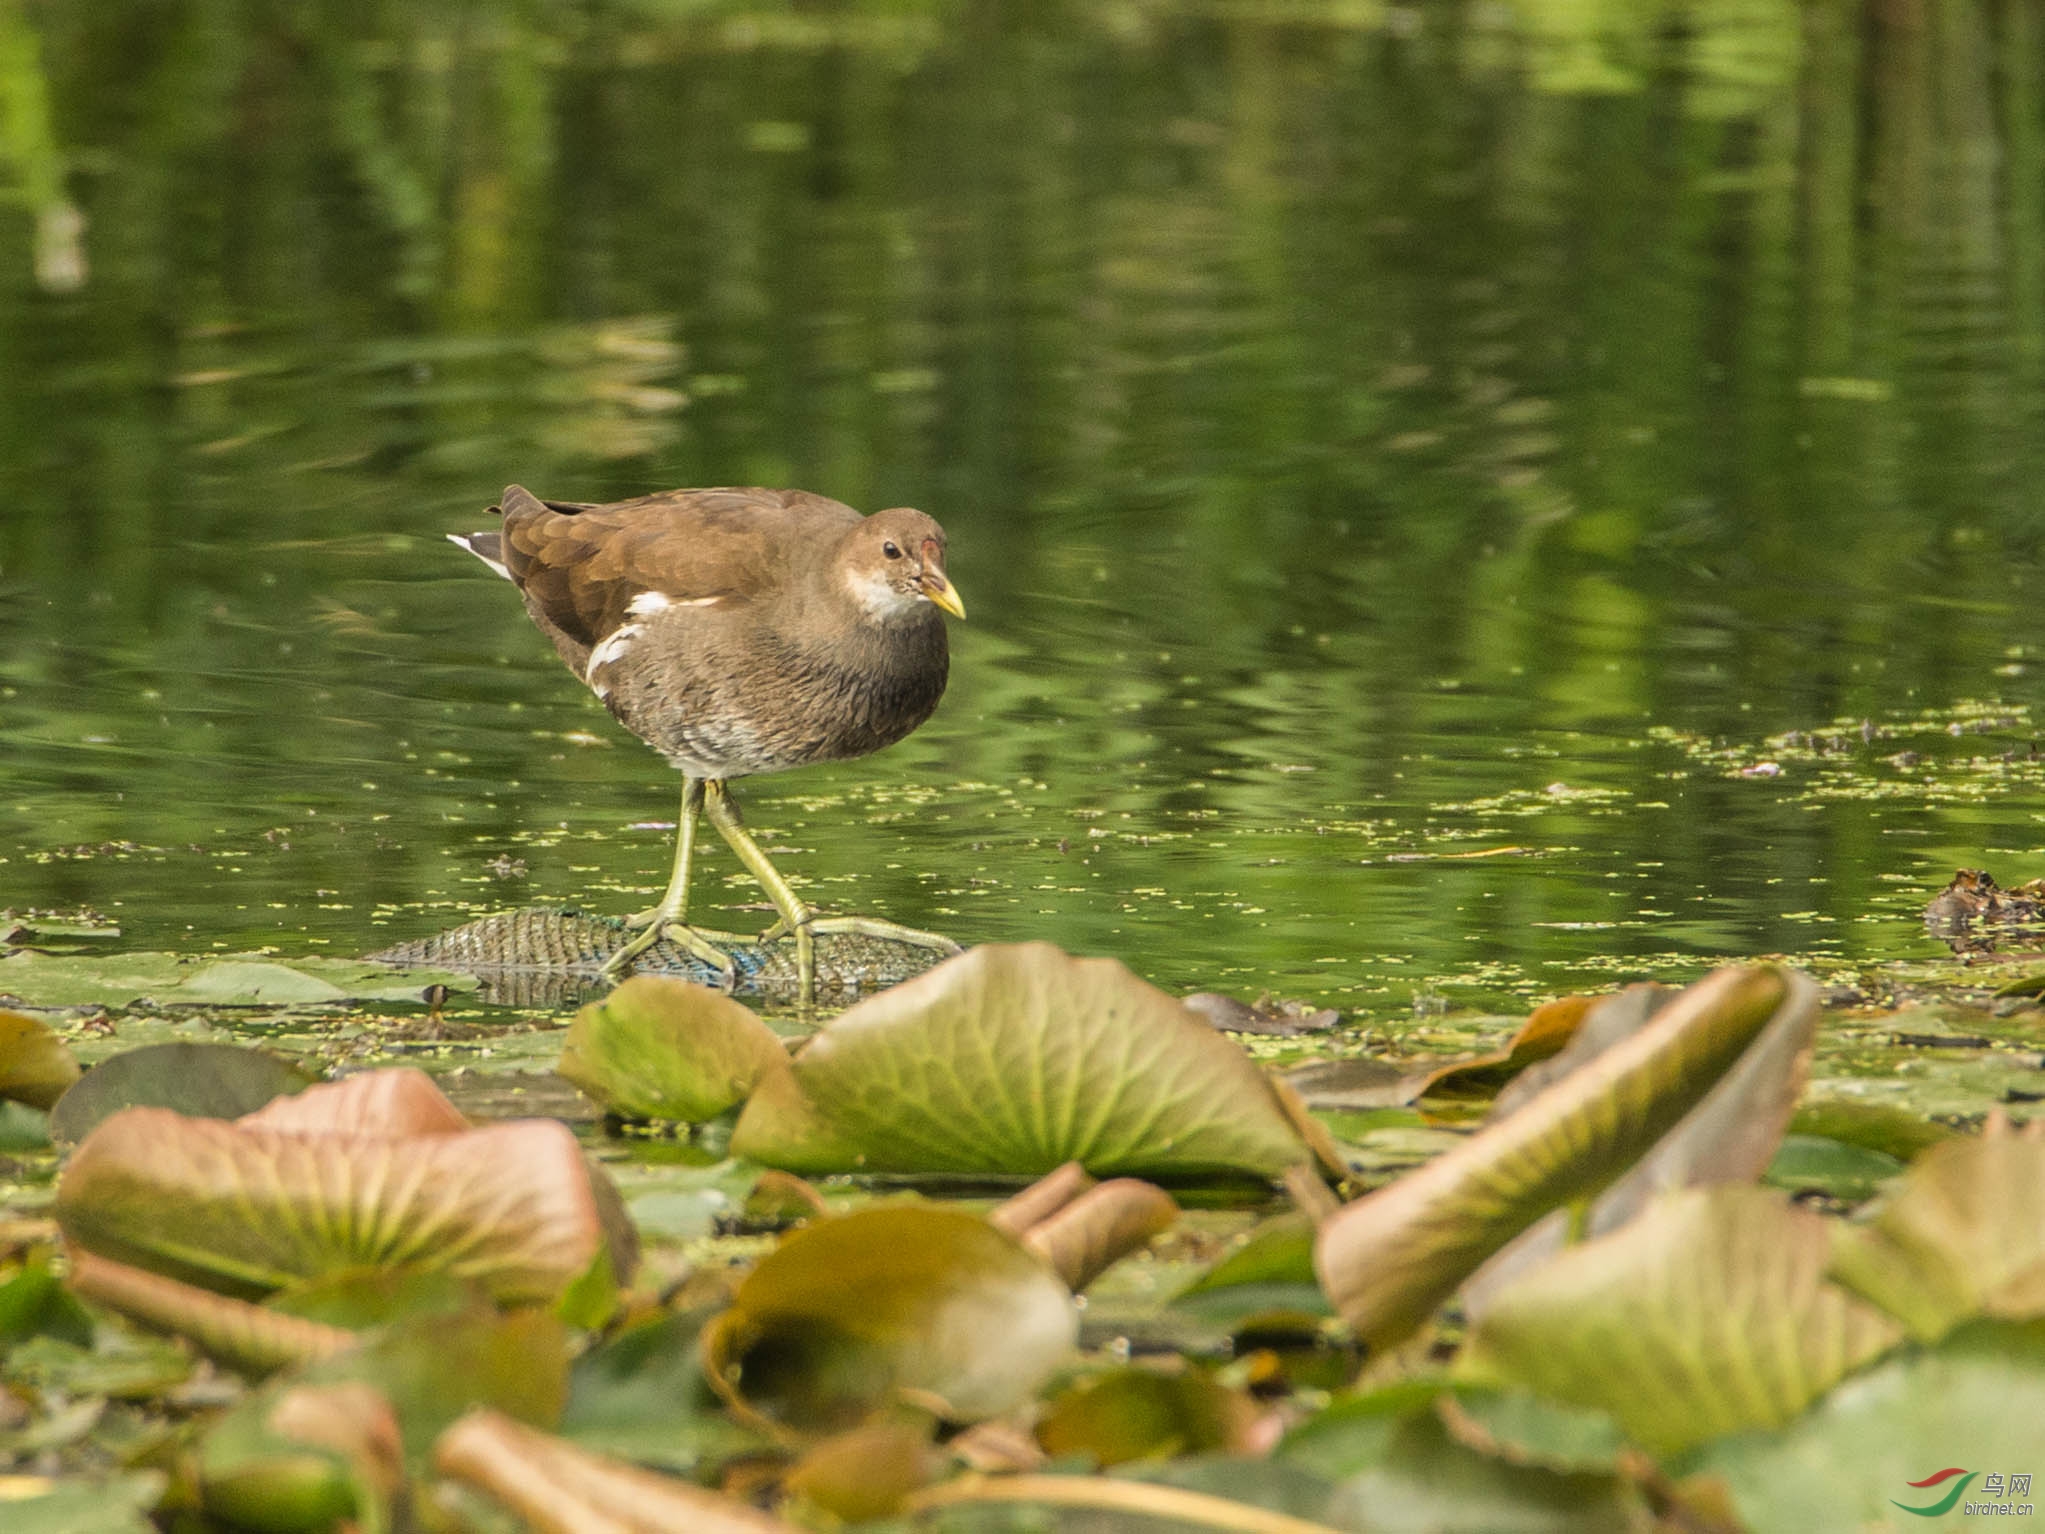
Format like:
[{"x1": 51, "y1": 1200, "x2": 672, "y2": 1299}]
[{"x1": 447, "y1": 532, "x2": 511, "y2": 581}]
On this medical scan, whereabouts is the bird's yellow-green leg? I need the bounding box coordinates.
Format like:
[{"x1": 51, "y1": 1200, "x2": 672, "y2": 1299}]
[
  {"x1": 704, "y1": 783, "x2": 964, "y2": 1006},
  {"x1": 702, "y1": 779, "x2": 824, "y2": 1006},
  {"x1": 604, "y1": 777, "x2": 740, "y2": 987}
]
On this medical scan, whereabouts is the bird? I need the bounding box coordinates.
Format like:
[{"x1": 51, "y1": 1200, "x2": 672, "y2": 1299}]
[{"x1": 450, "y1": 484, "x2": 966, "y2": 1005}]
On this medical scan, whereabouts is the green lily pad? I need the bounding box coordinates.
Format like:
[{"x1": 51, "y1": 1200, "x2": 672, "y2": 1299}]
[
  {"x1": 0, "y1": 1472, "x2": 165, "y2": 1534},
  {"x1": 1317, "y1": 965, "x2": 1818, "y2": 1351},
  {"x1": 1036, "y1": 1366, "x2": 1256, "y2": 1466},
  {"x1": 0, "y1": 1258, "x2": 94, "y2": 1352},
  {"x1": 620, "y1": 1161, "x2": 768, "y2": 1242},
  {"x1": 1787, "y1": 1100, "x2": 1954, "y2": 1161},
  {"x1": 0, "y1": 1011, "x2": 79, "y2": 1110},
  {"x1": 4, "y1": 1329, "x2": 194, "y2": 1400},
  {"x1": 1276, "y1": 1379, "x2": 1457, "y2": 1479},
  {"x1": 558, "y1": 1307, "x2": 773, "y2": 1475},
  {"x1": 1455, "y1": 1185, "x2": 1904, "y2": 1456},
  {"x1": 0, "y1": 950, "x2": 473, "y2": 1010},
  {"x1": 1279, "y1": 1386, "x2": 1646, "y2": 1534},
  {"x1": 1171, "y1": 1211, "x2": 1331, "y2": 1327},
  {"x1": 730, "y1": 943, "x2": 1307, "y2": 1178},
  {"x1": 1828, "y1": 1121, "x2": 2045, "y2": 1342},
  {"x1": 0, "y1": 1098, "x2": 50, "y2": 1150},
  {"x1": 1764, "y1": 1134, "x2": 1906, "y2": 1202},
  {"x1": 198, "y1": 1409, "x2": 361, "y2": 1534},
  {"x1": 1435, "y1": 1388, "x2": 1629, "y2": 1474},
  {"x1": 57, "y1": 1108, "x2": 634, "y2": 1307},
  {"x1": 556, "y1": 975, "x2": 789, "y2": 1122},
  {"x1": 1685, "y1": 1321, "x2": 2045, "y2": 1532},
  {"x1": 315, "y1": 1305, "x2": 569, "y2": 1461},
  {"x1": 197, "y1": 1307, "x2": 566, "y2": 1532},
  {"x1": 703, "y1": 1204, "x2": 1077, "y2": 1431},
  {"x1": 49, "y1": 1042, "x2": 317, "y2": 1144}
]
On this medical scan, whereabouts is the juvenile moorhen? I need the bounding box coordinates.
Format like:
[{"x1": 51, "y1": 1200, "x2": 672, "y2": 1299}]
[{"x1": 450, "y1": 484, "x2": 966, "y2": 1004}]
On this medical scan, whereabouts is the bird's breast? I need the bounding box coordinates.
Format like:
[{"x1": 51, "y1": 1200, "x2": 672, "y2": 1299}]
[{"x1": 598, "y1": 609, "x2": 948, "y2": 778}]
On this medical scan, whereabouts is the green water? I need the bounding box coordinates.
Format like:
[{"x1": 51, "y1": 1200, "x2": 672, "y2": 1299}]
[{"x1": 5, "y1": 1, "x2": 2045, "y2": 1020}]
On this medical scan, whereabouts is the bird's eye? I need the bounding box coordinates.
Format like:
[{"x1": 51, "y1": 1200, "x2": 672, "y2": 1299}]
[{"x1": 882, "y1": 541, "x2": 902, "y2": 560}]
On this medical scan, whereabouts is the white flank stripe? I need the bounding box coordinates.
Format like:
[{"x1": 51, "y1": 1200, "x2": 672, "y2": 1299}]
[{"x1": 626, "y1": 590, "x2": 673, "y2": 616}]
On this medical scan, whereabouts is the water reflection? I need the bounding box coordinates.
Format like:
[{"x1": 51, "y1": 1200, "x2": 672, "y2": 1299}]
[{"x1": 4, "y1": 3, "x2": 2045, "y2": 1017}]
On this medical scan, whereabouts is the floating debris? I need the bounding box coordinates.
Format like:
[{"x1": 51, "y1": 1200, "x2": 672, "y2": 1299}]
[{"x1": 1923, "y1": 869, "x2": 2045, "y2": 933}]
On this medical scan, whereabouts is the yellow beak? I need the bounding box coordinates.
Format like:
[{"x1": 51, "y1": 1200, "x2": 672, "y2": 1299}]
[{"x1": 923, "y1": 573, "x2": 967, "y2": 620}]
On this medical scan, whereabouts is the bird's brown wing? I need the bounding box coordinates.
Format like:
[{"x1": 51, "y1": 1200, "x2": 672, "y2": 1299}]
[{"x1": 491, "y1": 484, "x2": 861, "y2": 649}]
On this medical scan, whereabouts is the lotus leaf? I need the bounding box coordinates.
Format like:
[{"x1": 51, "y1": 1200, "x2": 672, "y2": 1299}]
[
  {"x1": 57, "y1": 1108, "x2": 632, "y2": 1306},
  {"x1": 0, "y1": 1011, "x2": 78, "y2": 1111},
  {"x1": 49, "y1": 1042, "x2": 316, "y2": 1144},
  {"x1": 1036, "y1": 1366, "x2": 1258, "y2": 1465},
  {"x1": 703, "y1": 1205, "x2": 1077, "y2": 1431},
  {"x1": 731, "y1": 943, "x2": 1307, "y2": 1177},
  {"x1": 1456, "y1": 1185, "x2": 1903, "y2": 1456},
  {"x1": 1828, "y1": 1118, "x2": 2045, "y2": 1341},
  {"x1": 1316, "y1": 965, "x2": 1814, "y2": 1349},
  {"x1": 556, "y1": 974, "x2": 790, "y2": 1122},
  {"x1": 558, "y1": 1307, "x2": 774, "y2": 1474},
  {"x1": 0, "y1": 950, "x2": 471, "y2": 1010},
  {"x1": 239, "y1": 1069, "x2": 468, "y2": 1137},
  {"x1": 1461, "y1": 968, "x2": 1820, "y2": 1317},
  {"x1": 0, "y1": 1472, "x2": 165, "y2": 1534},
  {"x1": 1684, "y1": 1322, "x2": 2045, "y2": 1531},
  {"x1": 1403, "y1": 994, "x2": 1595, "y2": 1101},
  {"x1": 1316, "y1": 1406, "x2": 1644, "y2": 1534}
]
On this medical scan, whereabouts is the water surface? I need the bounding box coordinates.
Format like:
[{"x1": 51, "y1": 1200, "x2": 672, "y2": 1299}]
[{"x1": 5, "y1": 2, "x2": 2045, "y2": 1020}]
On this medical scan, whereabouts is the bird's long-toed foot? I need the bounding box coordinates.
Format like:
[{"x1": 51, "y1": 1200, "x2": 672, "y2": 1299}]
[
  {"x1": 752, "y1": 913, "x2": 962, "y2": 1007},
  {"x1": 758, "y1": 912, "x2": 961, "y2": 955},
  {"x1": 601, "y1": 910, "x2": 743, "y2": 988}
]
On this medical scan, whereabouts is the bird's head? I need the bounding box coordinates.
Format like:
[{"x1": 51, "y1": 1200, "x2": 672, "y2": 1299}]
[{"x1": 841, "y1": 508, "x2": 966, "y2": 623}]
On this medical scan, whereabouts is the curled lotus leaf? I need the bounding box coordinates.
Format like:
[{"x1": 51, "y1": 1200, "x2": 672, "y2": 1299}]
[
  {"x1": 731, "y1": 943, "x2": 1307, "y2": 1177},
  {"x1": 556, "y1": 975, "x2": 790, "y2": 1122},
  {"x1": 703, "y1": 1205, "x2": 1078, "y2": 1433},
  {"x1": 1017, "y1": 1179, "x2": 1179, "y2": 1293},
  {"x1": 57, "y1": 1108, "x2": 635, "y2": 1306},
  {"x1": 1402, "y1": 994, "x2": 1596, "y2": 1102},
  {"x1": 1316, "y1": 965, "x2": 1815, "y2": 1351},
  {"x1": 66, "y1": 1249, "x2": 355, "y2": 1376},
  {"x1": 436, "y1": 1407, "x2": 802, "y2": 1533},
  {"x1": 1461, "y1": 968, "x2": 1821, "y2": 1318}
]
